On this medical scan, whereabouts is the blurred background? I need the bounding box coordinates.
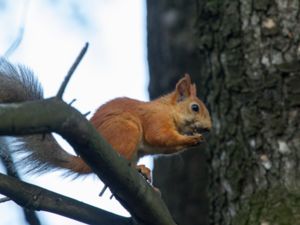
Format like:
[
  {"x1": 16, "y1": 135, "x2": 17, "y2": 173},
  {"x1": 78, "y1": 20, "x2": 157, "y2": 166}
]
[{"x1": 2, "y1": 0, "x2": 299, "y2": 225}]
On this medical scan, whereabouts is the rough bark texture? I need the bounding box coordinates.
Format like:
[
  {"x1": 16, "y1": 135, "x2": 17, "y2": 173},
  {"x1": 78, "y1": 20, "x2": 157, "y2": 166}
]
[{"x1": 147, "y1": 0, "x2": 300, "y2": 225}]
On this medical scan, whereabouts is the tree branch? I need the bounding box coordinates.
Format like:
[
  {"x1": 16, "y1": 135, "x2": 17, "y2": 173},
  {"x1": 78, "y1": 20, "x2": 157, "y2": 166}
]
[
  {"x1": 56, "y1": 42, "x2": 89, "y2": 99},
  {"x1": 0, "y1": 137, "x2": 42, "y2": 225},
  {"x1": 0, "y1": 98, "x2": 177, "y2": 225},
  {"x1": 0, "y1": 172, "x2": 133, "y2": 225}
]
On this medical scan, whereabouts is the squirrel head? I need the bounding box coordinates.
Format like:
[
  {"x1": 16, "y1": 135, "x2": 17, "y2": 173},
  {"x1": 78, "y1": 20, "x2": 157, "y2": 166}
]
[{"x1": 171, "y1": 74, "x2": 212, "y2": 136}]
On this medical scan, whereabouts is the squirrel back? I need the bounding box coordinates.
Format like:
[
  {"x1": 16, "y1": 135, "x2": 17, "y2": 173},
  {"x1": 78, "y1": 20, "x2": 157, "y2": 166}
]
[{"x1": 0, "y1": 58, "x2": 91, "y2": 174}]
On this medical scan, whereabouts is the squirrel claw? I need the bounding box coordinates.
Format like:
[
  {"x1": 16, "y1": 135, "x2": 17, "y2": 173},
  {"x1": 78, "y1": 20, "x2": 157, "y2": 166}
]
[
  {"x1": 188, "y1": 133, "x2": 204, "y2": 146},
  {"x1": 136, "y1": 164, "x2": 161, "y2": 195},
  {"x1": 136, "y1": 164, "x2": 152, "y2": 183}
]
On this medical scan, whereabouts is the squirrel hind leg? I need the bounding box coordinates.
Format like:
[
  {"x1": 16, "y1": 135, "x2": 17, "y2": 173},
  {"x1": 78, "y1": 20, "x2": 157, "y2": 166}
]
[
  {"x1": 136, "y1": 164, "x2": 152, "y2": 182},
  {"x1": 135, "y1": 164, "x2": 161, "y2": 195},
  {"x1": 94, "y1": 114, "x2": 142, "y2": 161}
]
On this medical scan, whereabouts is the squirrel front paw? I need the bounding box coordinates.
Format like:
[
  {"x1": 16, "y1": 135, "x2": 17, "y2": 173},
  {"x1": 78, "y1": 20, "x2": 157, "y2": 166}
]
[{"x1": 186, "y1": 134, "x2": 204, "y2": 146}]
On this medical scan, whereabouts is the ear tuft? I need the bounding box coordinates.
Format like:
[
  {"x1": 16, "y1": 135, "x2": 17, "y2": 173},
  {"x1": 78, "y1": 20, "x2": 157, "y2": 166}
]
[
  {"x1": 190, "y1": 83, "x2": 197, "y2": 96},
  {"x1": 184, "y1": 73, "x2": 191, "y2": 84},
  {"x1": 175, "y1": 73, "x2": 192, "y2": 102}
]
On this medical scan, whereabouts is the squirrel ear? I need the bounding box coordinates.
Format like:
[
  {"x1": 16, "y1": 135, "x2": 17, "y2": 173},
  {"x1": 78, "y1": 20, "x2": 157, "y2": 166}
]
[
  {"x1": 190, "y1": 83, "x2": 197, "y2": 97},
  {"x1": 175, "y1": 73, "x2": 192, "y2": 102}
]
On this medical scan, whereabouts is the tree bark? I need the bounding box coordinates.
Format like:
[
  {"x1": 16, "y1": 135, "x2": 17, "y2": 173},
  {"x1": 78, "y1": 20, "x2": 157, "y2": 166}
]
[
  {"x1": 147, "y1": 0, "x2": 300, "y2": 224},
  {"x1": 196, "y1": 0, "x2": 300, "y2": 224},
  {"x1": 0, "y1": 172, "x2": 133, "y2": 225},
  {"x1": 0, "y1": 143, "x2": 42, "y2": 225}
]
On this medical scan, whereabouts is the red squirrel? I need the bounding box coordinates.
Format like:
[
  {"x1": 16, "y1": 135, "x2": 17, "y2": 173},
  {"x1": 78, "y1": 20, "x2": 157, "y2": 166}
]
[{"x1": 0, "y1": 58, "x2": 211, "y2": 181}]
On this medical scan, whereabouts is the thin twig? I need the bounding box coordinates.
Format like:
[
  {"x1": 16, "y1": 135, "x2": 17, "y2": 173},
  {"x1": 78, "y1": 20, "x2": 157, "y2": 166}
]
[
  {"x1": 99, "y1": 185, "x2": 114, "y2": 199},
  {"x1": 83, "y1": 111, "x2": 91, "y2": 117},
  {"x1": 0, "y1": 197, "x2": 11, "y2": 203},
  {"x1": 0, "y1": 139, "x2": 19, "y2": 178},
  {"x1": 110, "y1": 193, "x2": 114, "y2": 199},
  {"x1": 69, "y1": 98, "x2": 77, "y2": 106},
  {"x1": 99, "y1": 185, "x2": 108, "y2": 197},
  {"x1": 56, "y1": 42, "x2": 89, "y2": 99}
]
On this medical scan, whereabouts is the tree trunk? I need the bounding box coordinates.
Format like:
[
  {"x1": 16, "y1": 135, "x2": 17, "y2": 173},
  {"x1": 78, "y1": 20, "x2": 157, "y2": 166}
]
[{"x1": 147, "y1": 0, "x2": 300, "y2": 225}]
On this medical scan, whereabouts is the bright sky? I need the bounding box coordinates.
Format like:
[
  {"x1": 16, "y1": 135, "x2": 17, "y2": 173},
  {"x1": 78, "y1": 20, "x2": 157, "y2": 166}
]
[{"x1": 0, "y1": 0, "x2": 149, "y2": 224}]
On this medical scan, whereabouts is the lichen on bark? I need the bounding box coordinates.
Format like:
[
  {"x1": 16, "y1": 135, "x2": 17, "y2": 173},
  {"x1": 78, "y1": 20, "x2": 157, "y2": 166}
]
[
  {"x1": 196, "y1": 0, "x2": 300, "y2": 224},
  {"x1": 233, "y1": 187, "x2": 300, "y2": 225}
]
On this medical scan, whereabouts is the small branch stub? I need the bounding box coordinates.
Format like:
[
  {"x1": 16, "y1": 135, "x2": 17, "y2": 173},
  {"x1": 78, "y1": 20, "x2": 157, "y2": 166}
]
[{"x1": 0, "y1": 197, "x2": 11, "y2": 203}]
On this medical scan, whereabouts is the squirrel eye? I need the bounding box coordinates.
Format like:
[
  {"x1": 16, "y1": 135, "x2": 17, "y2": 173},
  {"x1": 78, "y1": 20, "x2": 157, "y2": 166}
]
[{"x1": 191, "y1": 103, "x2": 200, "y2": 112}]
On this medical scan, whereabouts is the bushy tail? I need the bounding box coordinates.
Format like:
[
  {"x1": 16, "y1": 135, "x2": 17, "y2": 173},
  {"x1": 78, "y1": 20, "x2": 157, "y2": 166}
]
[
  {"x1": 0, "y1": 58, "x2": 91, "y2": 175},
  {"x1": 15, "y1": 134, "x2": 92, "y2": 175}
]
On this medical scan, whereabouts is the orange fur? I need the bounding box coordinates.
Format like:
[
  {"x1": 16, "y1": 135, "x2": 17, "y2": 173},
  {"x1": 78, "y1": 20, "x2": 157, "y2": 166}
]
[{"x1": 88, "y1": 74, "x2": 212, "y2": 167}]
